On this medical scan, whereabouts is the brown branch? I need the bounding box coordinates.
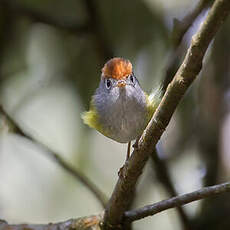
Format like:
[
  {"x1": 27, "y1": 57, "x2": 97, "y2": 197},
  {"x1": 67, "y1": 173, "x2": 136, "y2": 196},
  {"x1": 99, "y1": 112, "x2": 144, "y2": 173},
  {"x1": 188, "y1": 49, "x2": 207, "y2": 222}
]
[
  {"x1": 0, "y1": 0, "x2": 90, "y2": 34},
  {"x1": 0, "y1": 0, "x2": 111, "y2": 211},
  {"x1": 1, "y1": 181, "x2": 230, "y2": 229},
  {"x1": 0, "y1": 105, "x2": 108, "y2": 208},
  {"x1": 50, "y1": 152, "x2": 108, "y2": 208},
  {"x1": 194, "y1": 22, "x2": 230, "y2": 229},
  {"x1": 103, "y1": 0, "x2": 230, "y2": 229},
  {"x1": 124, "y1": 181, "x2": 230, "y2": 222},
  {"x1": 151, "y1": 1, "x2": 212, "y2": 228},
  {"x1": 0, "y1": 215, "x2": 103, "y2": 230}
]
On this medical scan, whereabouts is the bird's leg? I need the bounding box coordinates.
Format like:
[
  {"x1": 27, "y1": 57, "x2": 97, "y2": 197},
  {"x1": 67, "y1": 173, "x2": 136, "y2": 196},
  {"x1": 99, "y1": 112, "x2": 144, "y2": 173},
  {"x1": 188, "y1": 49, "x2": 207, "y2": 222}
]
[
  {"x1": 119, "y1": 139, "x2": 139, "y2": 177},
  {"x1": 119, "y1": 141, "x2": 131, "y2": 178},
  {"x1": 126, "y1": 141, "x2": 131, "y2": 161}
]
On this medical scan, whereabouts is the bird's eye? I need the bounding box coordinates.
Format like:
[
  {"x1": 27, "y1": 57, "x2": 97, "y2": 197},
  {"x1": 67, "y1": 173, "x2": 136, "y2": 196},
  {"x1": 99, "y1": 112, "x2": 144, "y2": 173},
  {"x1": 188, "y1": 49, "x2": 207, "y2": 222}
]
[
  {"x1": 105, "y1": 79, "x2": 112, "y2": 89},
  {"x1": 129, "y1": 74, "x2": 135, "y2": 84}
]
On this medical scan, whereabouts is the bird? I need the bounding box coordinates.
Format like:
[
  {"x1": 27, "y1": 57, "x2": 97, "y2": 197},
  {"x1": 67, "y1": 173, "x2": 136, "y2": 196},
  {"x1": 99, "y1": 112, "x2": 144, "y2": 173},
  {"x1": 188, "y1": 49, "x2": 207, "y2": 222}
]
[{"x1": 82, "y1": 57, "x2": 160, "y2": 160}]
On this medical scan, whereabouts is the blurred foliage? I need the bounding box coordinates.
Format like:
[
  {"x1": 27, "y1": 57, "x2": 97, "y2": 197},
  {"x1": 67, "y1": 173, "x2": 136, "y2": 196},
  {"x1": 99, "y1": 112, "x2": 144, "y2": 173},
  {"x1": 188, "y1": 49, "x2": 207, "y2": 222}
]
[{"x1": 0, "y1": 0, "x2": 230, "y2": 230}]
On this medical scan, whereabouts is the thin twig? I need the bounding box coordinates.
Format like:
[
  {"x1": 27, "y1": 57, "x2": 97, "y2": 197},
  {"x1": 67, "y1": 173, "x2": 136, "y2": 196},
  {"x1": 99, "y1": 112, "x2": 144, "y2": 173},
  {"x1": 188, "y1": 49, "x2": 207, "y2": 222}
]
[
  {"x1": 0, "y1": 215, "x2": 103, "y2": 230},
  {"x1": 189, "y1": 23, "x2": 230, "y2": 229},
  {"x1": 124, "y1": 182, "x2": 230, "y2": 222},
  {"x1": 103, "y1": 0, "x2": 230, "y2": 229},
  {"x1": 1, "y1": 181, "x2": 230, "y2": 229},
  {"x1": 50, "y1": 153, "x2": 108, "y2": 208},
  {"x1": 152, "y1": 1, "x2": 212, "y2": 229},
  {"x1": 0, "y1": 105, "x2": 108, "y2": 208},
  {"x1": 0, "y1": 0, "x2": 109, "y2": 210}
]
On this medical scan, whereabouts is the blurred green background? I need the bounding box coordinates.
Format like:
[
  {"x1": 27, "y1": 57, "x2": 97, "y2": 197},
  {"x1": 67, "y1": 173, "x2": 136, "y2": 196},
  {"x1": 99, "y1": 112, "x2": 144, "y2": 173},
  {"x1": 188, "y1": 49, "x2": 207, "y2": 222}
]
[{"x1": 0, "y1": 0, "x2": 230, "y2": 229}]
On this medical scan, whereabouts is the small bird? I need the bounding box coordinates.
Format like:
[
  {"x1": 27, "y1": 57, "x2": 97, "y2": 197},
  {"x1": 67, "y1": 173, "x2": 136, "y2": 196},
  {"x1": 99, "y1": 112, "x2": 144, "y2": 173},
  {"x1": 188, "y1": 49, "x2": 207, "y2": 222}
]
[{"x1": 82, "y1": 57, "x2": 159, "y2": 160}]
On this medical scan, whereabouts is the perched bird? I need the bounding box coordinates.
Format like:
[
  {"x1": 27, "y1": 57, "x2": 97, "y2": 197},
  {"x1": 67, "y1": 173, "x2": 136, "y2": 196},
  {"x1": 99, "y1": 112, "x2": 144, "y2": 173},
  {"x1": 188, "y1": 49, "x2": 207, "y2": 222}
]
[{"x1": 82, "y1": 57, "x2": 160, "y2": 159}]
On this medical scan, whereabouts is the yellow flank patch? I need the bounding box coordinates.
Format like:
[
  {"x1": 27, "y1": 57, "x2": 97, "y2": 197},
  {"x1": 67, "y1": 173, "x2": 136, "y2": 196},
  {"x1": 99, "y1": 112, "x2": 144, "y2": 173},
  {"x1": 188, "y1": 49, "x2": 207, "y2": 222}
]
[
  {"x1": 145, "y1": 93, "x2": 159, "y2": 123},
  {"x1": 102, "y1": 57, "x2": 132, "y2": 80},
  {"x1": 81, "y1": 103, "x2": 109, "y2": 137}
]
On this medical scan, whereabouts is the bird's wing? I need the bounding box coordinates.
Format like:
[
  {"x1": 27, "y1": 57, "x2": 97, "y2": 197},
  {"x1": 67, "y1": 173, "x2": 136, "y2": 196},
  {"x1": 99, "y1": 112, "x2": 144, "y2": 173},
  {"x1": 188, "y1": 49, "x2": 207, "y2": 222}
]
[
  {"x1": 81, "y1": 101, "x2": 109, "y2": 137},
  {"x1": 146, "y1": 86, "x2": 162, "y2": 122}
]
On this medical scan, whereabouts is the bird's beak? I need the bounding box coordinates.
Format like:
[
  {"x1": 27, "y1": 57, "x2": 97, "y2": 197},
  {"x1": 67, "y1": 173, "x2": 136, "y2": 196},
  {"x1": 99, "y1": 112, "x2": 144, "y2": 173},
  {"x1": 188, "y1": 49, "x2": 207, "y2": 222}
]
[{"x1": 117, "y1": 80, "x2": 126, "y2": 88}]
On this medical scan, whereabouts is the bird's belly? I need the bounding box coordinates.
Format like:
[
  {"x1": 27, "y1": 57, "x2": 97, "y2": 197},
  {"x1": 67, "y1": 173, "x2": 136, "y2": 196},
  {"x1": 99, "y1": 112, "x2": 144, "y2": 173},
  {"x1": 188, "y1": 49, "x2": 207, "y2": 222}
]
[
  {"x1": 110, "y1": 114, "x2": 146, "y2": 143},
  {"x1": 101, "y1": 98, "x2": 148, "y2": 143}
]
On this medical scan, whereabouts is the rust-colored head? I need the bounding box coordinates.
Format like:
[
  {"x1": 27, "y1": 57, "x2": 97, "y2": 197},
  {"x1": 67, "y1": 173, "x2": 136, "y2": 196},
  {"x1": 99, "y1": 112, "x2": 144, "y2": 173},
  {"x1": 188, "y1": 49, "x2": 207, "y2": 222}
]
[{"x1": 102, "y1": 57, "x2": 132, "y2": 80}]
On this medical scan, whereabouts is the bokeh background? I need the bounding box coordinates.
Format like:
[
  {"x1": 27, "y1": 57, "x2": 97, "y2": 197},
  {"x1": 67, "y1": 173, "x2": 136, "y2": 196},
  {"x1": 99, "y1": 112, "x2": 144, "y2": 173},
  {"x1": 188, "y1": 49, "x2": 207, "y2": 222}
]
[{"x1": 0, "y1": 0, "x2": 230, "y2": 229}]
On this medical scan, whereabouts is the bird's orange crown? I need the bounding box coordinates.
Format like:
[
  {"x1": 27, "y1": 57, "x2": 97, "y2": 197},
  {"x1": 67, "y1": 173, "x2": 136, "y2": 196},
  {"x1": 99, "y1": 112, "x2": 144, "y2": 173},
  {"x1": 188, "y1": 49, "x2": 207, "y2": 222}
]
[{"x1": 102, "y1": 57, "x2": 132, "y2": 80}]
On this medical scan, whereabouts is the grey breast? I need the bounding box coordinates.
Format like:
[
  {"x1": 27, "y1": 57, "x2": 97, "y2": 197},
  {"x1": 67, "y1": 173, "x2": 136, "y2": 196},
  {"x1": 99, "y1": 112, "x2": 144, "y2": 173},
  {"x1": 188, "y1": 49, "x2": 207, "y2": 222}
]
[{"x1": 93, "y1": 81, "x2": 147, "y2": 143}]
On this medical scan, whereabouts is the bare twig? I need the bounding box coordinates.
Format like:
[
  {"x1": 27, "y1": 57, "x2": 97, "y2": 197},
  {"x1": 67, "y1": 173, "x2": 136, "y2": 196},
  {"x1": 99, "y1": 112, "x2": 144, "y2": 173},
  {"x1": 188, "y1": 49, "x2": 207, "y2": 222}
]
[
  {"x1": 151, "y1": 1, "x2": 212, "y2": 228},
  {"x1": 0, "y1": 0, "x2": 111, "y2": 210},
  {"x1": 50, "y1": 152, "x2": 108, "y2": 208},
  {"x1": 0, "y1": 215, "x2": 103, "y2": 230},
  {"x1": 0, "y1": 105, "x2": 108, "y2": 208},
  {"x1": 103, "y1": 0, "x2": 230, "y2": 229},
  {"x1": 193, "y1": 20, "x2": 230, "y2": 229},
  {"x1": 124, "y1": 182, "x2": 230, "y2": 222},
  {"x1": 1, "y1": 181, "x2": 230, "y2": 229}
]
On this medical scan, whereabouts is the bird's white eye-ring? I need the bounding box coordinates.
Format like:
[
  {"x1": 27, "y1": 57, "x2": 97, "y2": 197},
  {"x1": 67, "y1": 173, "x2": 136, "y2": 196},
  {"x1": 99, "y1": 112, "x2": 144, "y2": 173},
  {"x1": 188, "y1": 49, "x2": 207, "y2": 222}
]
[
  {"x1": 129, "y1": 74, "x2": 135, "y2": 84},
  {"x1": 105, "y1": 79, "x2": 112, "y2": 89}
]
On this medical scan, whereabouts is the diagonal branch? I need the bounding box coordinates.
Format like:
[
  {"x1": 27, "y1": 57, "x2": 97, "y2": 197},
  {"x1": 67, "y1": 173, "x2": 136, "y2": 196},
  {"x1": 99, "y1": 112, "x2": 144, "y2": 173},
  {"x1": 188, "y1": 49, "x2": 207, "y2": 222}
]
[
  {"x1": 49, "y1": 151, "x2": 108, "y2": 208},
  {"x1": 0, "y1": 105, "x2": 108, "y2": 208},
  {"x1": 0, "y1": 215, "x2": 103, "y2": 230},
  {"x1": 103, "y1": 0, "x2": 230, "y2": 229},
  {"x1": 124, "y1": 181, "x2": 230, "y2": 222},
  {"x1": 152, "y1": 1, "x2": 212, "y2": 228}
]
